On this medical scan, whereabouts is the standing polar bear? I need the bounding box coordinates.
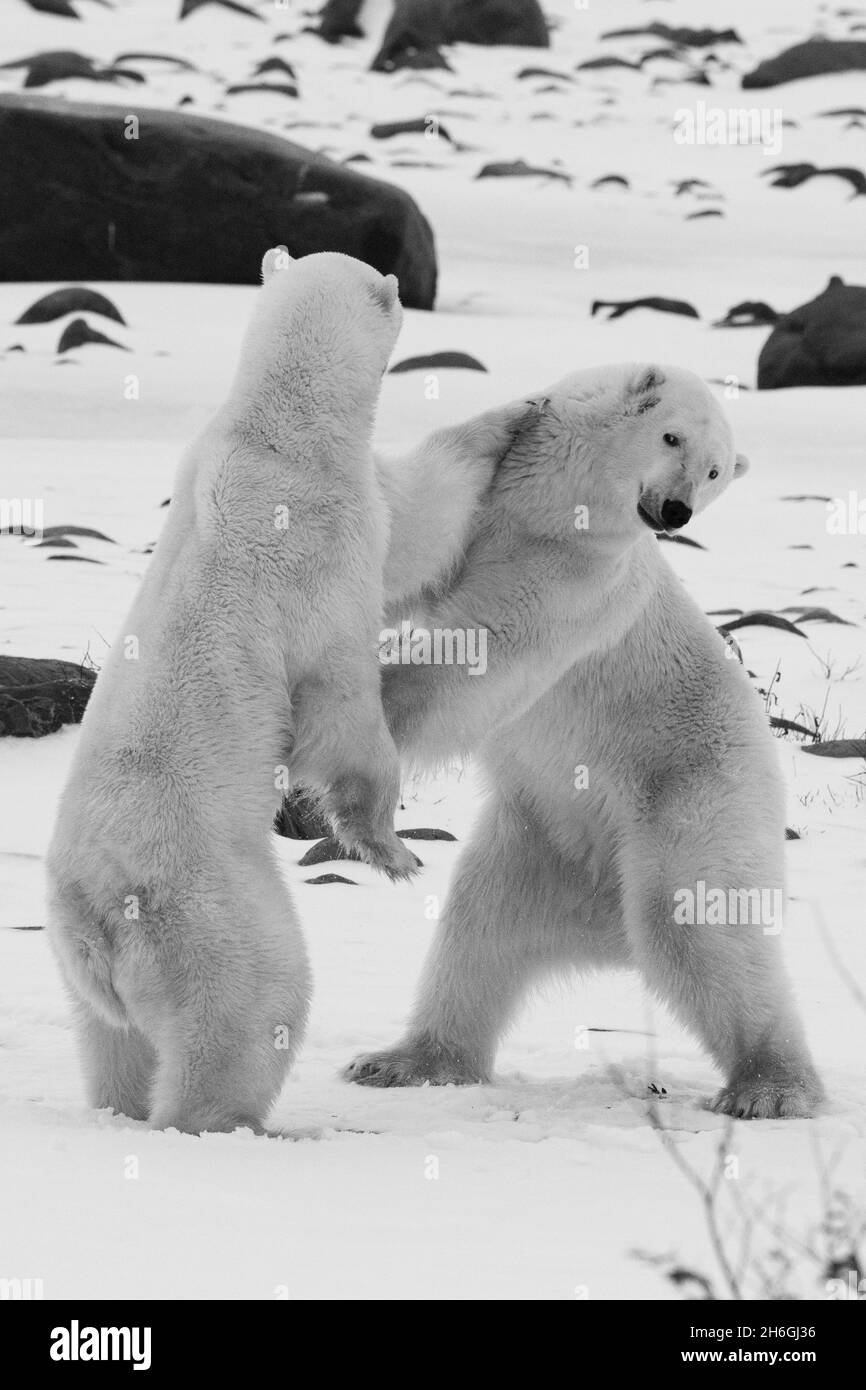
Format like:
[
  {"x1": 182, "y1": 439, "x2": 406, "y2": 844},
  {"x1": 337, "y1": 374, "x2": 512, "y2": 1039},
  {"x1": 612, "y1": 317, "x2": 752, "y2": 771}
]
[
  {"x1": 46, "y1": 249, "x2": 419, "y2": 1135},
  {"x1": 47, "y1": 248, "x2": 541, "y2": 1135},
  {"x1": 349, "y1": 363, "x2": 824, "y2": 1119}
]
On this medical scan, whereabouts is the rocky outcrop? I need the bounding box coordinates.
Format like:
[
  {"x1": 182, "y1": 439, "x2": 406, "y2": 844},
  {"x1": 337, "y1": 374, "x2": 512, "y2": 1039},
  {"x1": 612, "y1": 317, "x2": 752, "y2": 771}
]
[
  {"x1": 0, "y1": 93, "x2": 438, "y2": 308},
  {"x1": 757, "y1": 277, "x2": 866, "y2": 388}
]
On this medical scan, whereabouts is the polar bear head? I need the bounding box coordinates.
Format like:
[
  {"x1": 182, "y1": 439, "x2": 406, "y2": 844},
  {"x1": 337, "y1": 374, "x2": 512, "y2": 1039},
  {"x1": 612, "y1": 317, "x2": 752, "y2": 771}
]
[
  {"x1": 231, "y1": 248, "x2": 403, "y2": 422},
  {"x1": 613, "y1": 364, "x2": 748, "y2": 534},
  {"x1": 494, "y1": 363, "x2": 748, "y2": 545}
]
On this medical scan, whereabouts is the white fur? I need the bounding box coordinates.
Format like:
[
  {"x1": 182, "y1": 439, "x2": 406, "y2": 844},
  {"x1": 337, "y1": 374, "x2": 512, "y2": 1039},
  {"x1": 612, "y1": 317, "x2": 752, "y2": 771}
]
[
  {"x1": 47, "y1": 250, "x2": 415, "y2": 1134},
  {"x1": 348, "y1": 363, "x2": 823, "y2": 1119}
]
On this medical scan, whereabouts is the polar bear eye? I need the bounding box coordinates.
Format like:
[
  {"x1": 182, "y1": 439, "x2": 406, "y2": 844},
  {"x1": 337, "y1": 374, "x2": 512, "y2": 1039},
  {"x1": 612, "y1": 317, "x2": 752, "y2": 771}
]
[
  {"x1": 663, "y1": 432, "x2": 679, "y2": 447},
  {"x1": 708, "y1": 467, "x2": 719, "y2": 480}
]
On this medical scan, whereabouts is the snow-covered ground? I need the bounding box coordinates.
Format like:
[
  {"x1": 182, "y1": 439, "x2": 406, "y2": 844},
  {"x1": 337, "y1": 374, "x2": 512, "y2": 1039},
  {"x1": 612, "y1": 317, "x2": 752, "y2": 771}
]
[{"x1": 1, "y1": 0, "x2": 864, "y2": 1300}]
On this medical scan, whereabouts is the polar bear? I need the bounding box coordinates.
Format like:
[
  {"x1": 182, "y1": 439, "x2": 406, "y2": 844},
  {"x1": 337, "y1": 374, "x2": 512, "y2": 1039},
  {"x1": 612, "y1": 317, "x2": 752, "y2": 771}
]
[
  {"x1": 46, "y1": 248, "x2": 426, "y2": 1134},
  {"x1": 348, "y1": 363, "x2": 824, "y2": 1119}
]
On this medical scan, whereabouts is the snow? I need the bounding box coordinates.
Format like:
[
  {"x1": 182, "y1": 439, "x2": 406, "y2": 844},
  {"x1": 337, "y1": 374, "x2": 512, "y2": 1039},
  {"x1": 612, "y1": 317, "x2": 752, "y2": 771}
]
[{"x1": 1, "y1": 0, "x2": 865, "y2": 1300}]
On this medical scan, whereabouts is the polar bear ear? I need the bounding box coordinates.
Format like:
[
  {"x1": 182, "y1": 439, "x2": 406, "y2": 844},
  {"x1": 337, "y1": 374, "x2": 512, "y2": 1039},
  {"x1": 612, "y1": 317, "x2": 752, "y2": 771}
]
[
  {"x1": 626, "y1": 365, "x2": 666, "y2": 414},
  {"x1": 261, "y1": 246, "x2": 292, "y2": 283},
  {"x1": 369, "y1": 273, "x2": 400, "y2": 313},
  {"x1": 734, "y1": 452, "x2": 750, "y2": 478}
]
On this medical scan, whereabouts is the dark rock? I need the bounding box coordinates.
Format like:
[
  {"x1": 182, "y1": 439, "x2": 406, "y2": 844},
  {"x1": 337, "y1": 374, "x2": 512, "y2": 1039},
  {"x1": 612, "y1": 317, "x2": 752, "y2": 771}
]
[
  {"x1": 0, "y1": 50, "x2": 142, "y2": 88},
  {"x1": 802, "y1": 739, "x2": 866, "y2": 759},
  {"x1": 395, "y1": 827, "x2": 456, "y2": 840},
  {"x1": 16, "y1": 287, "x2": 126, "y2": 325},
  {"x1": 298, "y1": 837, "x2": 356, "y2": 867},
  {"x1": 22, "y1": 0, "x2": 80, "y2": 15},
  {"x1": 686, "y1": 209, "x2": 724, "y2": 219},
  {"x1": 476, "y1": 158, "x2": 572, "y2": 184},
  {"x1": 578, "y1": 57, "x2": 641, "y2": 72},
  {"x1": 784, "y1": 606, "x2": 852, "y2": 625},
  {"x1": 638, "y1": 47, "x2": 684, "y2": 66},
  {"x1": 40, "y1": 525, "x2": 116, "y2": 542},
  {"x1": 114, "y1": 52, "x2": 199, "y2": 72},
  {"x1": 46, "y1": 555, "x2": 104, "y2": 563},
  {"x1": 714, "y1": 301, "x2": 778, "y2": 328},
  {"x1": 602, "y1": 24, "x2": 741, "y2": 47},
  {"x1": 517, "y1": 66, "x2": 573, "y2": 81},
  {"x1": 225, "y1": 82, "x2": 299, "y2": 99},
  {"x1": 0, "y1": 655, "x2": 96, "y2": 737},
  {"x1": 758, "y1": 277, "x2": 866, "y2": 388},
  {"x1": 305, "y1": 873, "x2": 358, "y2": 885},
  {"x1": 1, "y1": 50, "x2": 96, "y2": 87},
  {"x1": 179, "y1": 0, "x2": 263, "y2": 19},
  {"x1": 389, "y1": 351, "x2": 486, "y2": 373},
  {"x1": 57, "y1": 318, "x2": 128, "y2": 353},
  {"x1": 373, "y1": 45, "x2": 453, "y2": 73},
  {"x1": 298, "y1": 837, "x2": 422, "y2": 868},
  {"x1": 372, "y1": 0, "x2": 548, "y2": 72},
  {"x1": 591, "y1": 297, "x2": 699, "y2": 320},
  {"x1": 0, "y1": 94, "x2": 438, "y2": 308},
  {"x1": 770, "y1": 715, "x2": 817, "y2": 738},
  {"x1": 719, "y1": 612, "x2": 806, "y2": 637},
  {"x1": 762, "y1": 162, "x2": 866, "y2": 197},
  {"x1": 819, "y1": 107, "x2": 866, "y2": 119},
  {"x1": 253, "y1": 58, "x2": 298, "y2": 79},
  {"x1": 315, "y1": 0, "x2": 365, "y2": 42},
  {"x1": 274, "y1": 789, "x2": 331, "y2": 840},
  {"x1": 743, "y1": 39, "x2": 866, "y2": 88},
  {"x1": 447, "y1": 0, "x2": 548, "y2": 46},
  {"x1": 371, "y1": 118, "x2": 454, "y2": 142}
]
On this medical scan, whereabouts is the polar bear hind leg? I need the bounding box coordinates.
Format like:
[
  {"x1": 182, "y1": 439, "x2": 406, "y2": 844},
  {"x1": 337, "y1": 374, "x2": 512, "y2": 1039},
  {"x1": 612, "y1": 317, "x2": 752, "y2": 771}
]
[
  {"x1": 55, "y1": 868, "x2": 311, "y2": 1134},
  {"x1": 75, "y1": 1007, "x2": 157, "y2": 1122},
  {"x1": 617, "y1": 802, "x2": 824, "y2": 1119},
  {"x1": 345, "y1": 796, "x2": 626, "y2": 1086},
  {"x1": 142, "y1": 885, "x2": 310, "y2": 1134}
]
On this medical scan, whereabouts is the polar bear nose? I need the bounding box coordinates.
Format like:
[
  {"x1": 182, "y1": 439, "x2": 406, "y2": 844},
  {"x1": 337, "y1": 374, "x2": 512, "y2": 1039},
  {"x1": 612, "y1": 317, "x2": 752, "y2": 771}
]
[{"x1": 661, "y1": 499, "x2": 692, "y2": 529}]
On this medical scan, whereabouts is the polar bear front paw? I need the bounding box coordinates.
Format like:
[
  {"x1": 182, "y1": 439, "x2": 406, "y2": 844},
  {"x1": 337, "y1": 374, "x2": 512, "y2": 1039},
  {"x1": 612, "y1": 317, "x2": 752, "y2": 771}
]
[
  {"x1": 354, "y1": 833, "x2": 421, "y2": 882},
  {"x1": 710, "y1": 1067, "x2": 824, "y2": 1120},
  {"x1": 344, "y1": 1038, "x2": 485, "y2": 1088}
]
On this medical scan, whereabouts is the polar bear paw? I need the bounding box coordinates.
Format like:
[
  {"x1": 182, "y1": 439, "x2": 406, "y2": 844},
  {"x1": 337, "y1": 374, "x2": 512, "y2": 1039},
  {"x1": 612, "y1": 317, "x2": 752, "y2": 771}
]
[
  {"x1": 710, "y1": 1065, "x2": 824, "y2": 1120},
  {"x1": 353, "y1": 833, "x2": 421, "y2": 883},
  {"x1": 344, "y1": 1037, "x2": 486, "y2": 1088}
]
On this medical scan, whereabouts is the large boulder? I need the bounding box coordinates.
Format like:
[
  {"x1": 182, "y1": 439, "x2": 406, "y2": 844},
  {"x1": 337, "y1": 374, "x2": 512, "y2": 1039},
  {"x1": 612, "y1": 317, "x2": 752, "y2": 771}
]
[
  {"x1": 372, "y1": 0, "x2": 548, "y2": 71},
  {"x1": 448, "y1": 0, "x2": 548, "y2": 46},
  {"x1": 757, "y1": 277, "x2": 866, "y2": 388},
  {"x1": 742, "y1": 39, "x2": 866, "y2": 88},
  {"x1": 0, "y1": 93, "x2": 437, "y2": 308},
  {"x1": 314, "y1": 0, "x2": 365, "y2": 42},
  {"x1": 0, "y1": 656, "x2": 96, "y2": 737}
]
